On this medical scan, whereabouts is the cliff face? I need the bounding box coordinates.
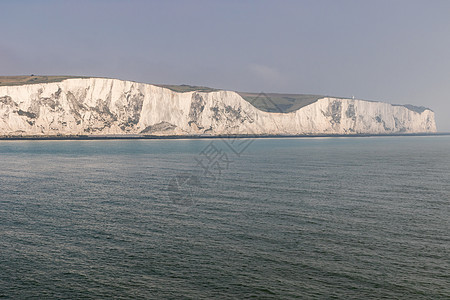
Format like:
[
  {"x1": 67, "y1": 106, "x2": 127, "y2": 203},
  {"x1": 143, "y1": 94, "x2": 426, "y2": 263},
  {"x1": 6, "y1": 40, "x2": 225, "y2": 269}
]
[{"x1": 0, "y1": 78, "x2": 436, "y2": 136}]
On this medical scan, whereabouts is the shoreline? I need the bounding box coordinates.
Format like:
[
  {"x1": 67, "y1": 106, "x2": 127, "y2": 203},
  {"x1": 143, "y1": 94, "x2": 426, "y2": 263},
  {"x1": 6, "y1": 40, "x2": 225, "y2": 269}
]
[{"x1": 0, "y1": 132, "x2": 449, "y2": 141}]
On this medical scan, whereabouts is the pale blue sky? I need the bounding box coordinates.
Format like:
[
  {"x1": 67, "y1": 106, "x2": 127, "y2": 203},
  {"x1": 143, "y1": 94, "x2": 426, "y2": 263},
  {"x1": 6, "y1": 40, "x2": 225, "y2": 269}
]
[{"x1": 1, "y1": 0, "x2": 449, "y2": 131}]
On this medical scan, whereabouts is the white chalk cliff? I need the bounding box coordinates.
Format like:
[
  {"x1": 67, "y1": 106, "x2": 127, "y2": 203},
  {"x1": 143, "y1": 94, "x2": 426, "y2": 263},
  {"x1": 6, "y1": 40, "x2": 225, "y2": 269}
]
[{"x1": 0, "y1": 78, "x2": 436, "y2": 136}]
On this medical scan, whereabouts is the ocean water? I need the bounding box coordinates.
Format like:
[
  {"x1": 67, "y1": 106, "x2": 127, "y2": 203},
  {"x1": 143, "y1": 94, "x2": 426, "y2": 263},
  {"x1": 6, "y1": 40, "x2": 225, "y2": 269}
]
[{"x1": 0, "y1": 136, "x2": 449, "y2": 299}]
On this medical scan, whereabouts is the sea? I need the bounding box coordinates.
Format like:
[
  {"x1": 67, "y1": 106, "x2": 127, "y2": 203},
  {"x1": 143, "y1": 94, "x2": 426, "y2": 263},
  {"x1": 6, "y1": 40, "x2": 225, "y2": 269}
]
[{"x1": 0, "y1": 136, "x2": 449, "y2": 299}]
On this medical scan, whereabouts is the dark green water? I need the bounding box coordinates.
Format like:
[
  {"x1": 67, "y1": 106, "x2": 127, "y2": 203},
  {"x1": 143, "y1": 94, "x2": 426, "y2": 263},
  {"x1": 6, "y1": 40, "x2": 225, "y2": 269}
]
[{"x1": 0, "y1": 137, "x2": 449, "y2": 299}]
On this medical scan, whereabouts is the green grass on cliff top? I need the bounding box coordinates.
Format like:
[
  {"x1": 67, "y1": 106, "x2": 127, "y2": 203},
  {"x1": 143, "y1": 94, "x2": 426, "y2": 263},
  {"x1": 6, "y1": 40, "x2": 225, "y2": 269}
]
[{"x1": 0, "y1": 75, "x2": 87, "y2": 86}]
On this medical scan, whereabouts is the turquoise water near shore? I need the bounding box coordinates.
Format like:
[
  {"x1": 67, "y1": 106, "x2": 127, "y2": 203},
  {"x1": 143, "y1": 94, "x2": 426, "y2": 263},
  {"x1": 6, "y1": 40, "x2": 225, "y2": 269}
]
[{"x1": 0, "y1": 137, "x2": 449, "y2": 299}]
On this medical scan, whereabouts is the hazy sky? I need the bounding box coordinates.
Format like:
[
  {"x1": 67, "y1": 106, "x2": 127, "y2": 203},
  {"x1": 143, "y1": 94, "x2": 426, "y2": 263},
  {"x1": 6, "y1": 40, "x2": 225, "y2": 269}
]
[{"x1": 1, "y1": 0, "x2": 449, "y2": 131}]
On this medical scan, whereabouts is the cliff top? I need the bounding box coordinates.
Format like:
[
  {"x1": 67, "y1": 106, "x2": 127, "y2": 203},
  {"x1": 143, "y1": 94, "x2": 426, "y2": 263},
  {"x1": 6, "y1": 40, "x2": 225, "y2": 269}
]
[
  {"x1": 0, "y1": 75, "x2": 431, "y2": 113},
  {"x1": 0, "y1": 75, "x2": 87, "y2": 86}
]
